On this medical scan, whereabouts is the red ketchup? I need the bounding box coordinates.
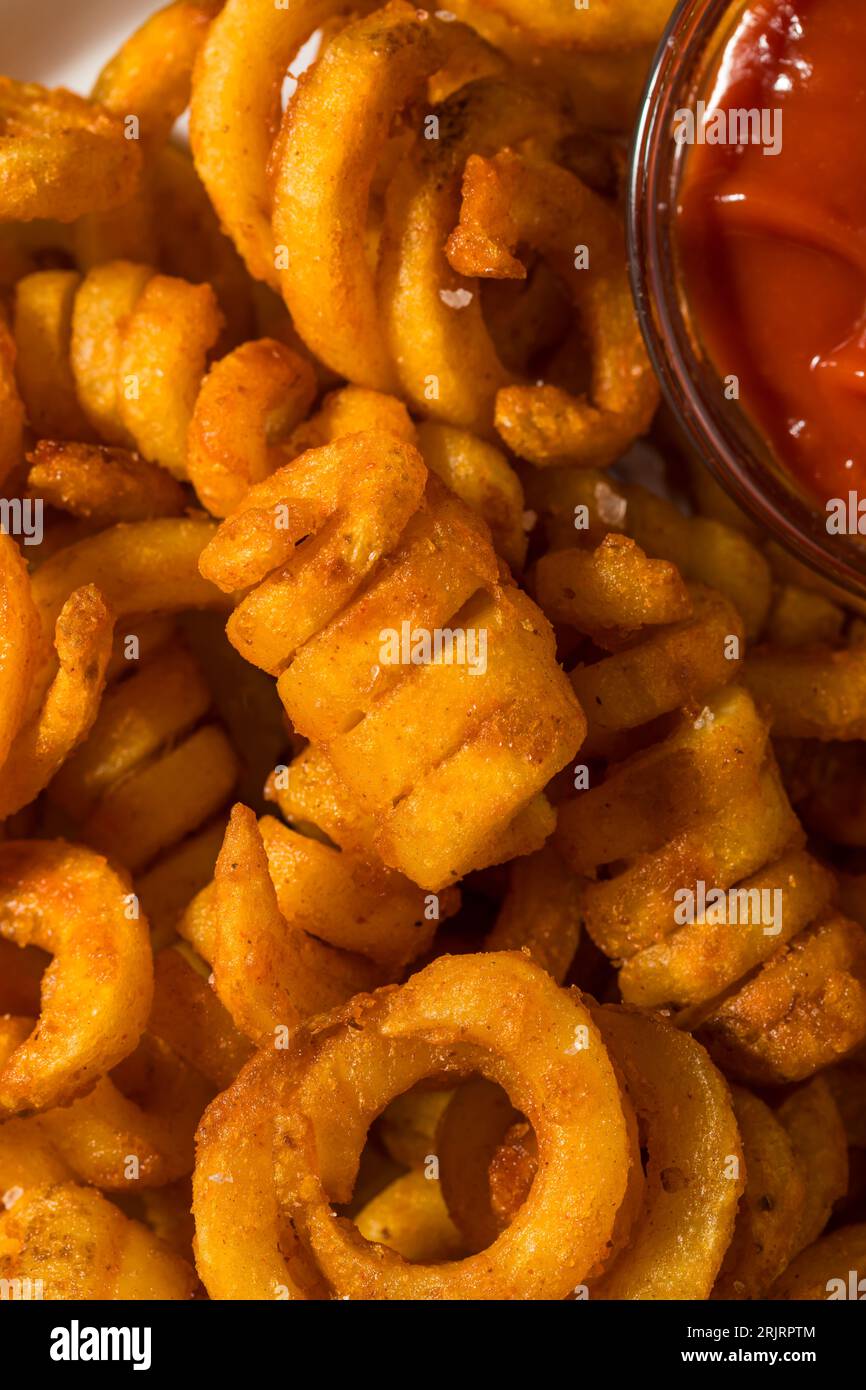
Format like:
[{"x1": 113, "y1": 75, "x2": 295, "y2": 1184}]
[{"x1": 677, "y1": 0, "x2": 866, "y2": 506}]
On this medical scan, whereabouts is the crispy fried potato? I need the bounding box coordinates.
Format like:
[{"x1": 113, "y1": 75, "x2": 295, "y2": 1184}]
[
  {"x1": 287, "y1": 385, "x2": 416, "y2": 456},
  {"x1": 416, "y1": 420, "x2": 526, "y2": 571},
  {"x1": 151, "y1": 144, "x2": 257, "y2": 350},
  {"x1": 764, "y1": 585, "x2": 845, "y2": 647},
  {"x1": 485, "y1": 844, "x2": 581, "y2": 982},
  {"x1": 0, "y1": 314, "x2": 24, "y2": 487},
  {"x1": 379, "y1": 78, "x2": 561, "y2": 432},
  {"x1": 201, "y1": 433, "x2": 428, "y2": 670},
  {"x1": 578, "y1": 762, "x2": 800, "y2": 962},
  {"x1": 194, "y1": 953, "x2": 634, "y2": 1299},
  {"x1": 771, "y1": 1223, "x2": 866, "y2": 1300},
  {"x1": 621, "y1": 850, "x2": 834, "y2": 1011},
  {"x1": 697, "y1": 914, "x2": 866, "y2": 1085},
  {"x1": 354, "y1": 1169, "x2": 465, "y2": 1262},
  {"x1": 70, "y1": 260, "x2": 154, "y2": 444},
  {"x1": 745, "y1": 643, "x2": 866, "y2": 740},
  {"x1": 182, "y1": 812, "x2": 445, "y2": 973},
  {"x1": 191, "y1": 0, "x2": 372, "y2": 287},
  {"x1": 209, "y1": 804, "x2": 380, "y2": 1044},
  {"x1": 0, "y1": 585, "x2": 113, "y2": 820},
  {"x1": 570, "y1": 586, "x2": 743, "y2": 742},
  {"x1": 188, "y1": 338, "x2": 316, "y2": 515},
  {"x1": 27, "y1": 440, "x2": 186, "y2": 523},
  {"x1": 526, "y1": 467, "x2": 772, "y2": 639},
  {"x1": 93, "y1": 0, "x2": 221, "y2": 151},
  {"x1": 475, "y1": 0, "x2": 674, "y2": 51},
  {"x1": 48, "y1": 640, "x2": 212, "y2": 820},
  {"x1": 556, "y1": 686, "x2": 770, "y2": 877},
  {"x1": 712, "y1": 1088, "x2": 805, "y2": 1300},
  {"x1": 81, "y1": 724, "x2": 239, "y2": 874},
  {"x1": 149, "y1": 946, "x2": 254, "y2": 1091},
  {"x1": 31, "y1": 1032, "x2": 214, "y2": 1189},
  {"x1": 0, "y1": 1183, "x2": 196, "y2": 1299},
  {"x1": 29, "y1": 516, "x2": 226, "y2": 712},
  {"x1": 777, "y1": 1076, "x2": 848, "y2": 1254},
  {"x1": 589, "y1": 1007, "x2": 743, "y2": 1300},
  {"x1": 535, "y1": 535, "x2": 691, "y2": 642},
  {"x1": 0, "y1": 79, "x2": 142, "y2": 223},
  {"x1": 377, "y1": 1086, "x2": 453, "y2": 1170},
  {"x1": 0, "y1": 840, "x2": 152, "y2": 1115},
  {"x1": 137, "y1": 819, "x2": 227, "y2": 950},
  {"x1": 447, "y1": 150, "x2": 657, "y2": 466},
  {"x1": 0, "y1": 532, "x2": 39, "y2": 773},
  {"x1": 13, "y1": 270, "x2": 94, "y2": 439},
  {"x1": 116, "y1": 273, "x2": 223, "y2": 478},
  {"x1": 274, "y1": 480, "x2": 498, "y2": 738},
  {"x1": 273, "y1": 3, "x2": 443, "y2": 387},
  {"x1": 74, "y1": 2, "x2": 223, "y2": 267},
  {"x1": 437, "y1": 1076, "x2": 526, "y2": 1252}
]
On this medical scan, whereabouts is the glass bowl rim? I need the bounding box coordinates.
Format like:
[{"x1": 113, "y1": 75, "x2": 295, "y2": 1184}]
[{"x1": 625, "y1": 0, "x2": 866, "y2": 602}]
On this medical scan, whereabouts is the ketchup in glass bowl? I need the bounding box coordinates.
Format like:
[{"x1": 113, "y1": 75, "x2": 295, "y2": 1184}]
[{"x1": 630, "y1": 0, "x2": 866, "y2": 598}]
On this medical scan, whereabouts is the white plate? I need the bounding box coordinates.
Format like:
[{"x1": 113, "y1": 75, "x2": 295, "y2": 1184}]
[{"x1": 0, "y1": 0, "x2": 161, "y2": 90}]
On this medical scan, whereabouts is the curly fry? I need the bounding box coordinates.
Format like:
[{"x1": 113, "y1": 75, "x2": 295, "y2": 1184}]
[
  {"x1": 446, "y1": 150, "x2": 658, "y2": 465},
  {"x1": 148, "y1": 946, "x2": 253, "y2": 1091},
  {"x1": 199, "y1": 432, "x2": 428, "y2": 668},
  {"x1": 0, "y1": 532, "x2": 39, "y2": 774},
  {"x1": 28, "y1": 516, "x2": 226, "y2": 713},
  {"x1": 74, "y1": 1, "x2": 224, "y2": 269},
  {"x1": 0, "y1": 1183, "x2": 196, "y2": 1299},
  {"x1": 190, "y1": 0, "x2": 366, "y2": 287},
  {"x1": 93, "y1": 0, "x2": 222, "y2": 151},
  {"x1": 13, "y1": 270, "x2": 95, "y2": 440},
  {"x1": 193, "y1": 953, "x2": 634, "y2": 1300},
  {"x1": 27, "y1": 440, "x2": 187, "y2": 524},
  {"x1": 188, "y1": 338, "x2": 316, "y2": 515},
  {"x1": 0, "y1": 78, "x2": 142, "y2": 223},
  {"x1": 0, "y1": 585, "x2": 113, "y2": 820},
  {"x1": 477, "y1": 0, "x2": 673, "y2": 51},
  {"x1": 0, "y1": 840, "x2": 152, "y2": 1115},
  {"x1": 0, "y1": 314, "x2": 24, "y2": 487},
  {"x1": 115, "y1": 273, "x2": 224, "y2": 478},
  {"x1": 208, "y1": 804, "x2": 380, "y2": 1045},
  {"x1": 771, "y1": 1223, "x2": 866, "y2": 1300},
  {"x1": 272, "y1": 2, "x2": 443, "y2": 387},
  {"x1": 184, "y1": 812, "x2": 449, "y2": 973},
  {"x1": 70, "y1": 260, "x2": 154, "y2": 445},
  {"x1": 379, "y1": 78, "x2": 561, "y2": 432},
  {"x1": 1, "y1": 1023, "x2": 214, "y2": 1190}
]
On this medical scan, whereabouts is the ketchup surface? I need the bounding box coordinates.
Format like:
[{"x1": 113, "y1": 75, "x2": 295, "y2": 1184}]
[{"x1": 677, "y1": 0, "x2": 866, "y2": 504}]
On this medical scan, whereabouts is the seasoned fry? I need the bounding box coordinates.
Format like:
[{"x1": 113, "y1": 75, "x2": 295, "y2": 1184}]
[
  {"x1": 0, "y1": 78, "x2": 142, "y2": 223},
  {"x1": 0, "y1": 1183, "x2": 196, "y2": 1299},
  {"x1": 447, "y1": 150, "x2": 658, "y2": 466},
  {"x1": 27, "y1": 440, "x2": 186, "y2": 524},
  {"x1": 0, "y1": 840, "x2": 152, "y2": 1115},
  {"x1": 272, "y1": 3, "x2": 443, "y2": 387}
]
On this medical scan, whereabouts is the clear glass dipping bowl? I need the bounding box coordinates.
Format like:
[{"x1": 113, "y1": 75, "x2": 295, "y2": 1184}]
[{"x1": 627, "y1": 0, "x2": 866, "y2": 600}]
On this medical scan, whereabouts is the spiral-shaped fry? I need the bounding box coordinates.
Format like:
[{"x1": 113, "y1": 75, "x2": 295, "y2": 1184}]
[
  {"x1": 541, "y1": 532, "x2": 866, "y2": 1084},
  {"x1": 45, "y1": 628, "x2": 239, "y2": 885},
  {"x1": 193, "y1": 953, "x2": 636, "y2": 1300},
  {"x1": 13, "y1": 261, "x2": 223, "y2": 477},
  {"x1": 0, "y1": 78, "x2": 142, "y2": 224},
  {"x1": 0, "y1": 840, "x2": 152, "y2": 1115},
  {"x1": 200, "y1": 430, "x2": 584, "y2": 888},
  {"x1": 0, "y1": 1183, "x2": 196, "y2": 1299},
  {"x1": 445, "y1": 148, "x2": 658, "y2": 466}
]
